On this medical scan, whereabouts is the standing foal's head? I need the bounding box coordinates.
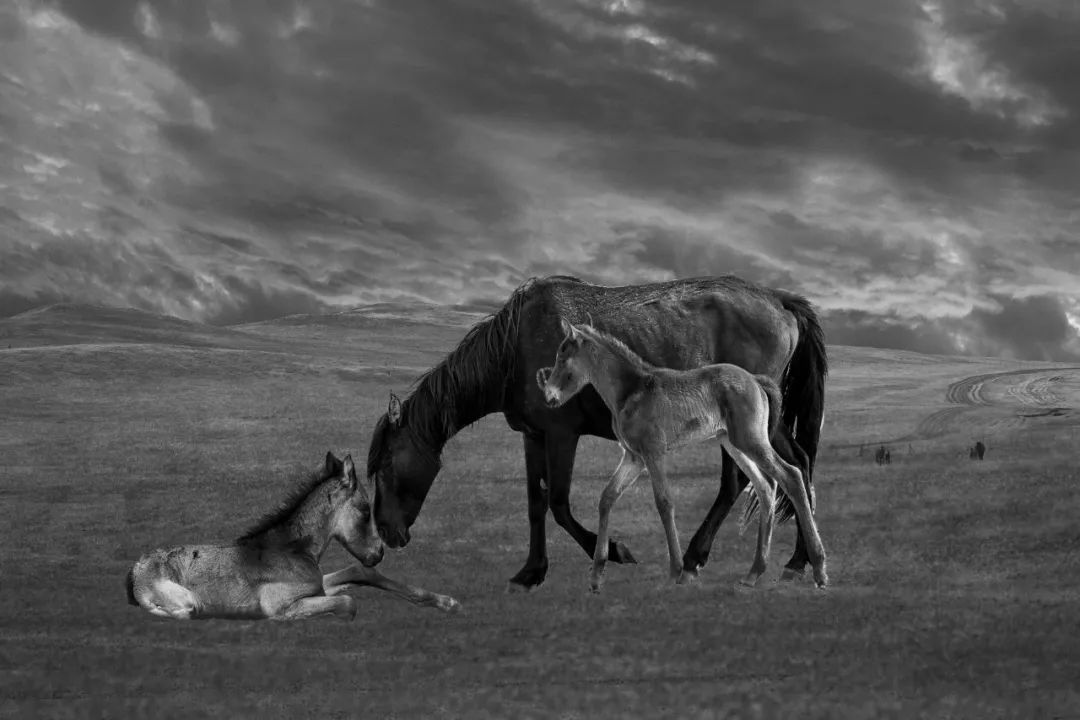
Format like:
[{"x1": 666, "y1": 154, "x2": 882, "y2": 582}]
[
  {"x1": 329, "y1": 454, "x2": 384, "y2": 567},
  {"x1": 539, "y1": 317, "x2": 596, "y2": 408}
]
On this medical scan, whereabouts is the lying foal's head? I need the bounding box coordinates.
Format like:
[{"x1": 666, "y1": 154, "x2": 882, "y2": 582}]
[
  {"x1": 539, "y1": 317, "x2": 598, "y2": 408},
  {"x1": 330, "y1": 454, "x2": 384, "y2": 567}
]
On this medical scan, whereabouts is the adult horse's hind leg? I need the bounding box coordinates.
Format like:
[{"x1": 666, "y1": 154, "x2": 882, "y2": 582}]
[
  {"x1": 546, "y1": 432, "x2": 637, "y2": 569},
  {"x1": 722, "y1": 443, "x2": 776, "y2": 588},
  {"x1": 508, "y1": 432, "x2": 550, "y2": 592},
  {"x1": 643, "y1": 455, "x2": 683, "y2": 581},
  {"x1": 681, "y1": 450, "x2": 748, "y2": 580}
]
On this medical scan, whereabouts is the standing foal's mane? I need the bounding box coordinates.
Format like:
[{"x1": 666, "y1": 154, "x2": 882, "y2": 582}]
[{"x1": 575, "y1": 324, "x2": 654, "y2": 376}]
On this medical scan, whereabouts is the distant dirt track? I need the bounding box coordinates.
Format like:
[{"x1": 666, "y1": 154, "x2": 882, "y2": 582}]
[{"x1": 842, "y1": 366, "x2": 1080, "y2": 447}]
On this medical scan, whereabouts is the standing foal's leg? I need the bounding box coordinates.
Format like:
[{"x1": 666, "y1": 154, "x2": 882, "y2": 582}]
[
  {"x1": 592, "y1": 449, "x2": 645, "y2": 592},
  {"x1": 751, "y1": 448, "x2": 828, "y2": 588},
  {"x1": 723, "y1": 443, "x2": 776, "y2": 587},
  {"x1": 323, "y1": 565, "x2": 460, "y2": 612},
  {"x1": 643, "y1": 455, "x2": 682, "y2": 581},
  {"x1": 273, "y1": 595, "x2": 357, "y2": 621}
]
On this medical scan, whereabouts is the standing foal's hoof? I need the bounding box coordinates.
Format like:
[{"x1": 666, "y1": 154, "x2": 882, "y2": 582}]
[
  {"x1": 738, "y1": 572, "x2": 764, "y2": 589},
  {"x1": 813, "y1": 566, "x2": 829, "y2": 589}
]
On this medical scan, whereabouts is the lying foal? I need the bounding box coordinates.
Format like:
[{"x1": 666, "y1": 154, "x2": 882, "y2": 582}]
[{"x1": 127, "y1": 452, "x2": 459, "y2": 620}]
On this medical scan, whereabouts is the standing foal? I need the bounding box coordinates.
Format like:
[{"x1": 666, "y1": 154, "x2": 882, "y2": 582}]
[
  {"x1": 127, "y1": 452, "x2": 459, "y2": 620},
  {"x1": 539, "y1": 319, "x2": 827, "y2": 592}
]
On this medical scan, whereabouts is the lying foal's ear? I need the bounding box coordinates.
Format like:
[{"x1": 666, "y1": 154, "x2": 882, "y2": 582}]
[
  {"x1": 342, "y1": 454, "x2": 357, "y2": 489},
  {"x1": 325, "y1": 451, "x2": 342, "y2": 475},
  {"x1": 388, "y1": 392, "x2": 403, "y2": 426}
]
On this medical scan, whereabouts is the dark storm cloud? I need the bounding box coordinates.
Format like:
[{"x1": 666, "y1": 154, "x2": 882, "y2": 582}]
[
  {"x1": 824, "y1": 310, "x2": 961, "y2": 358},
  {"x1": 2, "y1": 0, "x2": 1078, "y2": 361},
  {"x1": 969, "y1": 294, "x2": 1080, "y2": 362}
]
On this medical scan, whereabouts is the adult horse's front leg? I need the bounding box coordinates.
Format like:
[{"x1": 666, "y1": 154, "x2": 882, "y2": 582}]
[
  {"x1": 508, "y1": 432, "x2": 550, "y2": 592},
  {"x1": 546, "y1": 432, "x2": 637, "y2": 566}
]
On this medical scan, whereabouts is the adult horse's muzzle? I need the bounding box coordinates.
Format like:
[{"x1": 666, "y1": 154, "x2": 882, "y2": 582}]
[{"x1": 377, "y1": 522, "x2": 411, "y2": 549}]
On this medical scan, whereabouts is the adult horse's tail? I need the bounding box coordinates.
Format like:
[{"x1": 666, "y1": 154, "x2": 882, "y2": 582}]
[{"x1": 743, "y1": 293, "x2": 828, "y2": 524}]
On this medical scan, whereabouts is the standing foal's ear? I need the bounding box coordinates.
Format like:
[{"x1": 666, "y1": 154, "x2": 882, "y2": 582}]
[
  {"x1": 559, "y1": 316, "x2": 576, "y2": 338},
  {"x1": 388, "y1": 392, "x2": 403, "y2": 426}
]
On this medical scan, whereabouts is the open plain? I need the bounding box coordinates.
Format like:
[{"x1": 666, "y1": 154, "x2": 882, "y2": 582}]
[{"x1": 1, "y1": 303, "x2": 1079, "y2": 719}]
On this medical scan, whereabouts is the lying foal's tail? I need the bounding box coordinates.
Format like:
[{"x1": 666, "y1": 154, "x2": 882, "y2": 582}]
[
  {"x1": 739, "y1": 375, "x2": 813, "y2": 528},
  {"x1": 125, "y1": 566, "x2": 139, "y2": 606}
]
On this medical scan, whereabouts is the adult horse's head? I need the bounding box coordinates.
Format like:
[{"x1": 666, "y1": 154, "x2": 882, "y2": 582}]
[{"x1": 368, "y1": 392, "x2": 441, "y2": 548}]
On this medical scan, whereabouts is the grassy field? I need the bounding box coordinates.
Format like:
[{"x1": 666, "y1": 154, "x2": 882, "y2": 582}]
[{"x1": 2, "y1": 304, "x2": 1079, "y2": 719}]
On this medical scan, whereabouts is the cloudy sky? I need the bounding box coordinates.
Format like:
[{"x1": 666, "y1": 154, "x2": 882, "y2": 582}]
[{"x1": 2, "y1": 0, "x2": 1079, "y2": 360}]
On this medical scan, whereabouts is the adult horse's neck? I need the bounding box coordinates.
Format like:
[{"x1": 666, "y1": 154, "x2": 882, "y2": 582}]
[{"x1": 401, "y1": 300, "x2": 524, "y2": 455}]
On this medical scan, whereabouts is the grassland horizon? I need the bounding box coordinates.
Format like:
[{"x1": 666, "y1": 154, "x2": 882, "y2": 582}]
[{"x1": 2, "y1": 301, "x2": 1078, "y2": 719}]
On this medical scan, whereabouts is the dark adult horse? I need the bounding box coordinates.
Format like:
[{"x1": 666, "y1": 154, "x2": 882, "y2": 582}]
[{"x1": 367, "y1": 275, "x2": 828, "y2": 591}]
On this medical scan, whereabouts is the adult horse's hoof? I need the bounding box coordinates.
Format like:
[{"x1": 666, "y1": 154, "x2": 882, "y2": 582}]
[
  {"x1": 507, "y1": 562, "x2": 548, "y2": 592},
  {"x1": 609, "y1": 541, "x2": 637, "y2": 564},
  {"x1": 505, "y1": 580, "x2": 543, "y2": 594},
  {"x1": 780, "y1": 567, "x2": 806, "y2": 583}
]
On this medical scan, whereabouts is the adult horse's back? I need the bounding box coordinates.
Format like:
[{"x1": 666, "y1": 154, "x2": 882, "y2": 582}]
[{"x1": 368, "y1": 275, "x2": 827, "y2": 590}]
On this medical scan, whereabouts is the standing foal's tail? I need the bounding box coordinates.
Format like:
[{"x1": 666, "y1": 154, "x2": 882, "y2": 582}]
[{"x1": 741, "y1": 293, "x2": 828, "y2": 526}]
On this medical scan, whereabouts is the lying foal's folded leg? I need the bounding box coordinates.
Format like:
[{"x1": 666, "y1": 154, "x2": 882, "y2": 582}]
[{"x1": 323, "y1": 565, "x2": 461, "y2": 612}]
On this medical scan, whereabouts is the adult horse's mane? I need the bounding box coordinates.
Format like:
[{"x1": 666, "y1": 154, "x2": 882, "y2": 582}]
[
  {"x1": 237, "y1": 465, "x2": 334, "y2": 542},
  {"x1": 367, "y1": 275, "x2": 585, "y2": 477}
]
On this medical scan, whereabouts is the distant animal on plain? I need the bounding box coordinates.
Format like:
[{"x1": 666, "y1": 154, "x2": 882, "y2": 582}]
[
  {"x1": 538, "y1": 318, "x2": 827, "y2": 591},
  {"x1": 127, "y1": 452, "x2": 459, "y2": 621},
  {"x1": 974, "y1": 440, "x2": 986, "y2": 460}
]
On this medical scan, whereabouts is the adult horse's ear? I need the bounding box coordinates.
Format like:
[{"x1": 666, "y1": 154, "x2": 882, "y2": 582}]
[{"x1": 388, "y1": 392, "x2": 403, "y2": 426}]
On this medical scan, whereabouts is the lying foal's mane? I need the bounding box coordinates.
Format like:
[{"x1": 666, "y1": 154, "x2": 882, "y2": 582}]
[{"x1": 237, "y1": 466, "x2": 335, "y2": 542}]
